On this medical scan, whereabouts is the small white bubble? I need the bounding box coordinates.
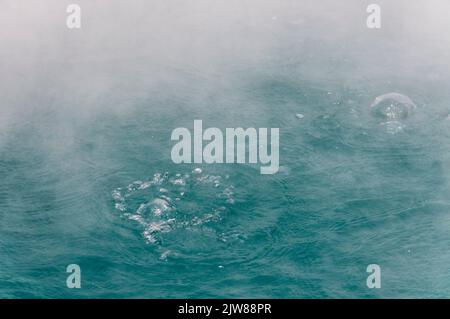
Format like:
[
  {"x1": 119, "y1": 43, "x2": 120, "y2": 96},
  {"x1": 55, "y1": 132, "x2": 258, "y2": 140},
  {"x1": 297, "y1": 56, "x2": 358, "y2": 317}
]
[
  {"x1": 172, "y1": 178, "x2": 185, "y2": 186},
  {"x1": 159, "y1": 250, "x2": 171, "y2": 261}
]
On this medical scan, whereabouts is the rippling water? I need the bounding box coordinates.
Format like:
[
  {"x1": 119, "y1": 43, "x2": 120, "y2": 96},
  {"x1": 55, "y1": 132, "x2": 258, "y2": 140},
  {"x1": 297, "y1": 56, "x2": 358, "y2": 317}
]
[{"x1": 2, "y1": 0, "x2": 450, "y2": 298}]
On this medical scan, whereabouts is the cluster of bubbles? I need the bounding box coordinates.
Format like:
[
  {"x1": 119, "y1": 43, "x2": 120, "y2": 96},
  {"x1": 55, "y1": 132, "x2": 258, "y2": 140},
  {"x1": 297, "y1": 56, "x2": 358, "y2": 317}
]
[{"x1": 112, "y1": 168, "x2": 235, "y2": 247}]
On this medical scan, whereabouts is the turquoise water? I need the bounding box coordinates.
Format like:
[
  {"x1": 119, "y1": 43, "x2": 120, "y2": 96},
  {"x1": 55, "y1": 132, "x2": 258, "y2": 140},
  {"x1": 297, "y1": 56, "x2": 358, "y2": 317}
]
[{"x1": 2, "y1": 0, "x2": 450, "y2": 298}]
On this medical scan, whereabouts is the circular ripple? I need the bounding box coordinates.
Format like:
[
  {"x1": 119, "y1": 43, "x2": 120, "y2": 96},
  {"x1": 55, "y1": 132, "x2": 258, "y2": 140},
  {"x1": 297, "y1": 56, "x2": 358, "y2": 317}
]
[{"x1": 112, "y1": 169, "x2": 235, "y2": 248}]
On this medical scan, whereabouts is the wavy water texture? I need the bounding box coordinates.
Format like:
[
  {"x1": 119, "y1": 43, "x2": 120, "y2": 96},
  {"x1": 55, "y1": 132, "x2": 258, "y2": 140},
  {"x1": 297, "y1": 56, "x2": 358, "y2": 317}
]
[{"x1": 2, "y1": 0, "x2": 450, "y2": 299}]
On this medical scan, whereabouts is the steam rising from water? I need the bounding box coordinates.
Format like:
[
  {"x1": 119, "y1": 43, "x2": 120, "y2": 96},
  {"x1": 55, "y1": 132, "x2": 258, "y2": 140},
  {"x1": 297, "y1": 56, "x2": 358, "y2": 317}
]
[{"x1": 2, "y1": 0, "x2": 450, "y2": 298}]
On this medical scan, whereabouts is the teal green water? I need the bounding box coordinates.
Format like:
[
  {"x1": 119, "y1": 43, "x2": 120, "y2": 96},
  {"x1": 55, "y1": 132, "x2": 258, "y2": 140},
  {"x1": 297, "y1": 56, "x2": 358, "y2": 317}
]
[{"x1": 2, "y1": 0, "x2": 450, "y2": 298}]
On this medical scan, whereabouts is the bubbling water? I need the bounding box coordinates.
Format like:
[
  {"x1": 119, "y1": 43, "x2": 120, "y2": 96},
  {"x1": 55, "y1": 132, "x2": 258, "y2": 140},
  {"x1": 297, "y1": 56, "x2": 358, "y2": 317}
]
[
  {"x1": 370, "y1": 92, "x2": 417, "y2": 134},
  {"x1": 112, "y1": 170, "x2": 235, "y2": 247}
]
